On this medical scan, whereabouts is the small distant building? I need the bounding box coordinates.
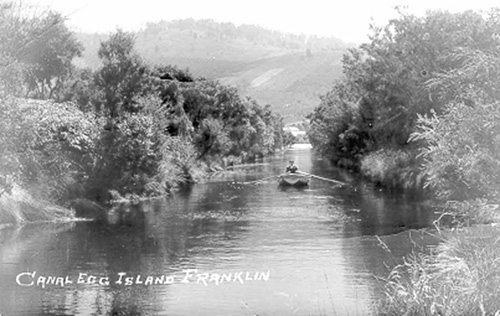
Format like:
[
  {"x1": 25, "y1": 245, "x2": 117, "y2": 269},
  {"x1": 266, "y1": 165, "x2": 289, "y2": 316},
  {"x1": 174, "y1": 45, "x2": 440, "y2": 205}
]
[{"x1": 283, "y1": 126, "x2": 306, "y2": 137}]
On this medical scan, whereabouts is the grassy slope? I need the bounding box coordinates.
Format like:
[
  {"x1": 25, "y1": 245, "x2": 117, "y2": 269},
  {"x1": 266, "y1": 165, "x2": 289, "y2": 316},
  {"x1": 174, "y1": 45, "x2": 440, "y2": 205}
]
[{"x1": 220, "y1": 50, "x2": 344, "y2": 121}]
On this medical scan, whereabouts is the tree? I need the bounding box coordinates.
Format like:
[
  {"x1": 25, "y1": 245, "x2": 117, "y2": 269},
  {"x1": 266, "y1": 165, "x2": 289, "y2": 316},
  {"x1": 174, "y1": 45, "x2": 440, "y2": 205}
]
[
  {"x1": 95, "y1": 29, "x2": 149, "y2": 119},
  {"x1": 0, "y1": 2, "x2": 66, "y2": 96},
  {"x1": 0, "y1": 2, "x2": 83, "y2": 99},
  {"x1": 19, "y1": 11, "x2": 82, "y2": 99}
]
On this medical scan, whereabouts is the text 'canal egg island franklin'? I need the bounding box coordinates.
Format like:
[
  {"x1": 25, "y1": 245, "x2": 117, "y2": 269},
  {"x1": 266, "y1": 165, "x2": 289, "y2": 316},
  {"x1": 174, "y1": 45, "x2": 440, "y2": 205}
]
[{"x1": 15, "y1": 270, "x2": 271, "y2": 288}]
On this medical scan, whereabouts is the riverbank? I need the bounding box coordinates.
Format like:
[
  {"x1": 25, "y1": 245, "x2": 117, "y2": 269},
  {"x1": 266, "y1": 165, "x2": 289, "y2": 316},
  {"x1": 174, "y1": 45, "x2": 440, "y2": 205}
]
[
  {"x1": 378, "y1": 222, "x2": 500, "y2": 316},
  {"x1": 0, "y1": 146, "x2": 285, "y2": 226},
  {"x1": 375, "y1": 198, "x2": 500, "y2": 316},
  {"x1": 0, "y1": 158, "x2": 223, "y2": 226},
  {"x1": 304, "y1": 139, "x2": 500, "y2": 315},
  {"x1": 0, "y1": 185, "x2": 75, "y2": 227}
]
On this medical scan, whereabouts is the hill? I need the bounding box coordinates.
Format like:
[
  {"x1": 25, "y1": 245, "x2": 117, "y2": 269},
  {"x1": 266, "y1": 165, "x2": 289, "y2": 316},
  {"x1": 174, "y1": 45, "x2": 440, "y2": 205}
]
[{"x1": 74, "y1": 19, "x2": 352, "y2": 122}]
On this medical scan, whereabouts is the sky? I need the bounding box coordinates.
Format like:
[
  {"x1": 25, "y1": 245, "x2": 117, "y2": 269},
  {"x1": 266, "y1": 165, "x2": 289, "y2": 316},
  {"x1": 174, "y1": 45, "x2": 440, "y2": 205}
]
[{"x1": 27, "y1": 0, "x2": 500, "y2": 43}]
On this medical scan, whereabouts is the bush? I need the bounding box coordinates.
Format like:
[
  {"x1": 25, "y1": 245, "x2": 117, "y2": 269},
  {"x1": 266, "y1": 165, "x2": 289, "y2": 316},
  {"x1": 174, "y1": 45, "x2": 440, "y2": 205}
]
[
  {"x1": 0, "y1": 98, "x2": 101, "y2": 202},
  {"x1": 86, "y1": 106, "x2": 200, "y2": 201}
]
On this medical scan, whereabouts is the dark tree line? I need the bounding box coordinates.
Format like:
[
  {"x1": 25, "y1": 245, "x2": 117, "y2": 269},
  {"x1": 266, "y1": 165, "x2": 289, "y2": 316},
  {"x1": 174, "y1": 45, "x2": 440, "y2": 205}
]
[{"x1": 308, "y1": 7, "x2": 500, "y2": 200}]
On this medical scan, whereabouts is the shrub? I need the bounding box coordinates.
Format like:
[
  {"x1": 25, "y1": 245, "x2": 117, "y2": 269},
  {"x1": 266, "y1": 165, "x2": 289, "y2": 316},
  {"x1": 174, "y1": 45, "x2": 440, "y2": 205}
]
[{"x1": 86, "y1": 106, "x2": 199, "y2": 201}]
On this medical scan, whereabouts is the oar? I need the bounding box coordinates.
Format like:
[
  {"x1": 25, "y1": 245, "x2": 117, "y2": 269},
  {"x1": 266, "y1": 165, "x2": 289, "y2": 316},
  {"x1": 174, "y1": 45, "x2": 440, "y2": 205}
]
[{"x1": 297, "y1": 171, "x2": 347, "y2": 185}]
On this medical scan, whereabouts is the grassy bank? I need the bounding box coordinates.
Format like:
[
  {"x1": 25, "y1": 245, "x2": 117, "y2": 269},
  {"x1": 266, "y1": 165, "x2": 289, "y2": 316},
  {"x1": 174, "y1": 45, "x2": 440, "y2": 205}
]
[
  {"x1": 377, "y1": 199, "x2": 500, "y2": 316},
  {"x1": 378, "y1": 223, "x2": 500, "y2": 316},
  {"x1": 0, "y1": 185, "x2": 74, "y2": 227}
]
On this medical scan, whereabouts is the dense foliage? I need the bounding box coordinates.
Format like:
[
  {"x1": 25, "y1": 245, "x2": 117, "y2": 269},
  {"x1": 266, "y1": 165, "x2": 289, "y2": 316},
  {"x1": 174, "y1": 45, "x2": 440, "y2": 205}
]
[
  {"x1": 0, "y1": 98, "x2": 101, "y2": 201},
  {"x1": 411, "y1": 103, "x2": 500, "y2": 200},
  {"x1": 0, "y1": 2, "x2": 291, "y2": 205},
  {"x1": 158, "y1": 79, "x2": 285, "y2": 158},
  {"x1": 308, "y1": 7, "x2": 500, "y2": 195}
]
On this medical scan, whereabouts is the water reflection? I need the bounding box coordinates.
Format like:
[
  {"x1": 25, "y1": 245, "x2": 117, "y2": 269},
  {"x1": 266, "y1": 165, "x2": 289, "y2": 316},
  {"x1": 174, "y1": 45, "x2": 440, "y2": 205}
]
[{"x1": 0, "y1": 146, "x2": 439, "y2": 316}]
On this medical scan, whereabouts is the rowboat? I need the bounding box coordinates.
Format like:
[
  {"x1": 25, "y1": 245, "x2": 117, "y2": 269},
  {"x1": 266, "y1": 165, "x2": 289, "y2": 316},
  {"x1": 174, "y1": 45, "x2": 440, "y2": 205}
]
[{"x1": 278, "y1": 173, "x2": 310, "y2": 186}]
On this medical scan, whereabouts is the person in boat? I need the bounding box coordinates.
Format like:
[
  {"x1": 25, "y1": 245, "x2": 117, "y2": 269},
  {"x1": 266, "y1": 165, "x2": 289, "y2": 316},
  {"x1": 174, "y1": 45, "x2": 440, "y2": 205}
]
[{"x1": 286, "y1": 160, "x2": 298, "y2": 173}]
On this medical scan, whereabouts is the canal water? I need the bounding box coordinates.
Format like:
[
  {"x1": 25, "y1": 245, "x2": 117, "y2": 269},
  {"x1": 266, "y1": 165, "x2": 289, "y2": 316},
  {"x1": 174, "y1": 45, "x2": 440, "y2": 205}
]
[{"x1": 0, "y1": 145, "x2": 439, "y2": 316}]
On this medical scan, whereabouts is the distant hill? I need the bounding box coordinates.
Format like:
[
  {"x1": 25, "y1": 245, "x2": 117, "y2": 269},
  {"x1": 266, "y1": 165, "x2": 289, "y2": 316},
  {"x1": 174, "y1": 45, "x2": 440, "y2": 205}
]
[{"x1": 74, "y1": 19, "x2": 352, "y2": 122}]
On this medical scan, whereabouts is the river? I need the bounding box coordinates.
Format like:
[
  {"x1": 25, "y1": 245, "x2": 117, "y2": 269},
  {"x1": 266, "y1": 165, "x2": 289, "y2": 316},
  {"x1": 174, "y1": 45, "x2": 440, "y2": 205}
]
[{"x1": 0, "y1": 144, "x2": 439, "y2": 316}]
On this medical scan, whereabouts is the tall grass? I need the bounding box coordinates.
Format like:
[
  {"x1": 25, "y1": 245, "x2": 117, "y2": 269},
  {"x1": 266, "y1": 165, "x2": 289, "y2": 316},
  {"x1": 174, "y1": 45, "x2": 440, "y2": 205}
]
[
  {"x1": 360, "y1": 148, "x2": 426, "y2": 192},
  {"x1": 0, "y1": 185, "x2": 74, "y2": 227},
  {"x1": 441, "y1": 200, "x2": 500, "y2": 228},
  {"x1": 378, "y1": 226, "x2": 500, "y2": 316}
]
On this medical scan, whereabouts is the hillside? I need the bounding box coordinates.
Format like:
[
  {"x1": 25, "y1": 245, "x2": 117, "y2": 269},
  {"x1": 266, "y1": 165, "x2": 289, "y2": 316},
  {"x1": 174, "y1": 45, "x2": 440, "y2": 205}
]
[{"x1": 74, "y1": 19, "x2": 351, "y2": 122}]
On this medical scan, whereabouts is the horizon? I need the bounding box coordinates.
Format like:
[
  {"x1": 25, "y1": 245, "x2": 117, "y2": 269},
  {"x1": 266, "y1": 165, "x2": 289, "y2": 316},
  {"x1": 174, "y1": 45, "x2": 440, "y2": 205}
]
[{"x1": 25, "y1": 0, "x2": 500, "y2": 44}]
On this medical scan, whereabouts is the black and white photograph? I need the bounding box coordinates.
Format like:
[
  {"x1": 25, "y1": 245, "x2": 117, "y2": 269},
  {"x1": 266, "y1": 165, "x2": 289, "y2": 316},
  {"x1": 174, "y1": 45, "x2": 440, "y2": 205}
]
[{"x1": 1, "y1": 0, "x2": 500, "y2": 315}]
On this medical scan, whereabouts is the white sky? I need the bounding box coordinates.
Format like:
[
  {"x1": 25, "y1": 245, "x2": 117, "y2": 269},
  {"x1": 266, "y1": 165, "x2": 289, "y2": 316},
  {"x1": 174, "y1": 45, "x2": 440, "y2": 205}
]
[{"x1": 28, "y1": 0, "x2": 500, "y2": 43}]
